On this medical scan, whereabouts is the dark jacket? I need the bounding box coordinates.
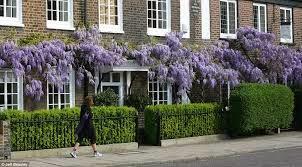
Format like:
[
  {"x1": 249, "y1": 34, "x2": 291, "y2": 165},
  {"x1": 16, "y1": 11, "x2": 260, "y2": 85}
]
[{"x1": 75, "y1": 104, "x2": 95, "y2": 139}]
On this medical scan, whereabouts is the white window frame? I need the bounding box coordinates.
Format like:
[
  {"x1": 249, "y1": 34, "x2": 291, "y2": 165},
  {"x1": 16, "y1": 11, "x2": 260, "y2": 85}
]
[
  {"x1": 47, "y1": 70, "x2": 75, "y2": 110},
  {"x1": 280, "y1": 7, "x2": 293, "y2": 43},
  {"x1": 98, "y1": 0, "x2": 124, "y2": 33},
  {"x1": 253, "y1": 3, "x2": 267, "y2": 32},
  {"x1": 220, "y1": 0, "x2": 237, "y2": 39},
  {"x1": 0, "y1": 0, "x2": 23, "y2": 27},
  {"x1": 100, "y1": 72, "x2": 124, "y2": 106},
  {"x1": 0, "y1": 70, "x2": 23, "y2": 111},
  {"x1": 46, "y1": 0, "x2": 75, "y2": 30},
  {"x1": 148, "y1": 80, "x2": 172, "y2": 105},
  {"x1": 147, "y1": 0, "x2": 171, "y2": 37},
  {"x1": 180, "y1": 0, "x2": 190, "y2": 38}
]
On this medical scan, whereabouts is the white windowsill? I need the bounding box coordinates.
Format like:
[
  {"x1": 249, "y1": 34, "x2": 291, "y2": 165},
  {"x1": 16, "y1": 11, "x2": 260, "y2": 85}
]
[
  {"x1": 220, "y1": 33, "x2": 237, "y2": 39},
  {"x1": 281, "y1": 38, "x2": 293, "y2": 44},
  {"x1": 99, "y1": 25, "x2": 124, "y2": 34},
  {"x1": 147, "y1": 28, "x2": 171, "y2": 37},
  {"x1": 47, "y1": 22, "x2": 75, "y2": 31},
  {"x1": 0, "y1": 21, "x2": 24, "y2": 27}
]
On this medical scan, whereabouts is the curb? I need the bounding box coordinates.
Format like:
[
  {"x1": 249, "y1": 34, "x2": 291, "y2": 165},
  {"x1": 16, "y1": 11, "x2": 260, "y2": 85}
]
[{"x1": 11, "y1": 142, "x2": 138, "y2": 159}]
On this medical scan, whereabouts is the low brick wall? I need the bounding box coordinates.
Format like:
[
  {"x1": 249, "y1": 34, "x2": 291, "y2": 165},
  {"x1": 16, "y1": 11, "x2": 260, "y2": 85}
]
[{"x1": 0, "y1": 121, "x2": 11, "y2": 159}]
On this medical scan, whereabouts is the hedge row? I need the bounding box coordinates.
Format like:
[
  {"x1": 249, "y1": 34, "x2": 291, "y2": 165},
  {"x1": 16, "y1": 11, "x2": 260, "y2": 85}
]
[
  {"x1": 0, "y1": 106, "x2": 137, "y2": 151},
  {"x1": 229, "y1": 83, "x2": 294, "y2": 136},
  {"x1": 144, "y1": 103, "x2": 225, "y2": 145}
]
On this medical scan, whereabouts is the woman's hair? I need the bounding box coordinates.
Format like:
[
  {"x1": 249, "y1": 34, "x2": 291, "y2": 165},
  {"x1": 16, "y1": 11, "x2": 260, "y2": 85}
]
[{"x1": 84, "y1": 96, "x2": 94, "y2": 107}]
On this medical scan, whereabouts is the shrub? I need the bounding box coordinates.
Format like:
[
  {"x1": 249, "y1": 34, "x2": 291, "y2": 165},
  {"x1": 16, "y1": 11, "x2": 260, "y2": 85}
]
[
  {"x1": 144, "y1": 103, "x2": 225, "y2": 145},
  {"x1": 94, "y1": 88, "x2": 119, "y2": 106},
  {"x1": 124, "y1": 92, "x2": 151, "y2": 112},
  {"x1": 229, "y1": 83, "x2": 294, "y2": 136},
  {"x1": 0, "y1": 106, "x2": 137, "y2": 151}
]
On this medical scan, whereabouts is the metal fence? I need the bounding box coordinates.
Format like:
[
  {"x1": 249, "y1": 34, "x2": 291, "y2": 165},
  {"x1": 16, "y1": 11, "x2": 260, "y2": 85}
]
[
  {"x1": 10, "y1": 116, "x2": 138, "y2": 151},
  {"x1": 156, "y1": 110, "x2": 227, "y2": 145}
]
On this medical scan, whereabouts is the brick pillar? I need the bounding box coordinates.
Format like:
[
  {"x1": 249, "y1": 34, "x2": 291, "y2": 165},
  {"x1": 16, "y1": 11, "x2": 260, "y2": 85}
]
[
  {"x1": 267, "y1": 4, "x2": 281, "y2": 43},
  {"x1": 238, "y1": 0, "x2": 253, "y2": 28},
  {"x1": 0, "y1": 121, "x2": 11, "y2": 159}
]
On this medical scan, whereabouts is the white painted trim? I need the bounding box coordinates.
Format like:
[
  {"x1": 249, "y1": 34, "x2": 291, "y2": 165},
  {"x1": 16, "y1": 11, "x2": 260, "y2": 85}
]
[
  {"x1": 0, "y1": 0, "x2": 23, "y2": 27},
  {"x1": 98, "y1": 0, "x2": 123, "y2": 34},
  {"x1": 180, "y1": 0, "x2": 190, "y2": 38},
  {"x1": 46, "y1": 0, "x2": 74, "y2": 31},
  {"x1": 126, "y1": 71, "x2": 131, "y2": 95},
  {"x1": 46, "y1": 69, "x2": 75, "y2": 110},
  {"x1": 201, "y1": 0, "x2": 211, "y2": 39},
  {"x1": 18, "y1": 75, "x2": 23, "y2": 110},
  {"x1": 280, "y1": 7, "x2": 293, "y2": 43},
  {"x1": 253, "y1": 3, "x2": 267, "y2": 32},
  {"x1": 148, "y1": 79, "x2": 172, "y2": 105},
  {"x1": 219, "y1": 0, "x2": 237, "y2": 39},
  {"x1": 147, "y1": 0, "x2": 171, "y2": 37},
  {"x1": 100, "y1": 72, "x2": 124, "y2": 106}
]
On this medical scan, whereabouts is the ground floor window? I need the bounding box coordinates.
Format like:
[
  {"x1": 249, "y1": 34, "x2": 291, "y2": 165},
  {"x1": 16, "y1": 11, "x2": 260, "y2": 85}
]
[
  {"x1": 0, "y1": 70, "x2": 23, "y2": 110},
  {"x1": 100, "y1": 72, "x2": 124, "y2": 106},
  {"x1": 47, "y1": 72, "x2": 75, "y2": 109},
  {"x1": 148, "y1": 80, "x2": 172, "y2": 105}
]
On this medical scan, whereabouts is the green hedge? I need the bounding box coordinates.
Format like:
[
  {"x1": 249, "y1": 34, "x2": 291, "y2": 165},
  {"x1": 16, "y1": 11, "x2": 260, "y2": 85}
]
[
  {"x1": 0, "y1": 106, "x2": 137, "y2": 151},
  {"x1": 145, "y1": 103, "x2": 225, "y2": 145},
  {"x1": 229, "y1": 83, "x2": 294, "y2": 136}
]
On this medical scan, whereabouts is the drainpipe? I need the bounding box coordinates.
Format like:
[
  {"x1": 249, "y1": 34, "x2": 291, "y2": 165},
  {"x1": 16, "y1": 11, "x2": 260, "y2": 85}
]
[{"x1": 84, "y1": 0, "x2": 87, "y2": 27}]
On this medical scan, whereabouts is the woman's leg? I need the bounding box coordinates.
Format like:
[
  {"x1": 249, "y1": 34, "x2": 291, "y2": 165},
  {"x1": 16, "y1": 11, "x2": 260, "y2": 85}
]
[
  {"x1": 91, "y1": 143, "x2": 97, "y2": 152},
  {"x1": 73, "y1": 142, "x2": 80, "y2": 151}
]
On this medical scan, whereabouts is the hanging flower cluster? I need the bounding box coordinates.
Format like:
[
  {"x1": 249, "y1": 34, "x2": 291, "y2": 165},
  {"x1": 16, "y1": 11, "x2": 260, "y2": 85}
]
[{"x1": 0, "y1": 26, "x2": 301, "y2": 101}]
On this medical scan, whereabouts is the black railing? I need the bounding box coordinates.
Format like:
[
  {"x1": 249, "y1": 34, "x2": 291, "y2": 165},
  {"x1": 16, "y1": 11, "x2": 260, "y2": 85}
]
[
  {"x1": 156, "y1": 111, "x2": 227, "y2": 145},
  {"x1": 10, "y1": 116, "x2": 138, "y2": 151}
]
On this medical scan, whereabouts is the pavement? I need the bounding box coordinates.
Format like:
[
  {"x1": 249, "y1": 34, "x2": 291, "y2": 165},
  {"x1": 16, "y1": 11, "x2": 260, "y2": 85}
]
[{"x1": 5, "y1": 131, "x2": 302, "y2": 167}]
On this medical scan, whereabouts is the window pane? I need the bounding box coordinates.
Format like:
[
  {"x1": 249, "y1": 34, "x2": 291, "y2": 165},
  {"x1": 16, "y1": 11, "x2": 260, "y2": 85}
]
[
  {"x1": 0, "y1": 95, "x2": 4, "y2": 105},
  {"x1": 64, "y1": 12, "x2": 68, "y2": 21},
  {"x1": 53, "y1": 0, "x2": 57, "y2": 10},
  {"x1": 64, "y1": 1, "x2": 68, "y2": 11},
  {"x1": 6, "y1": 0, "x2": 11, "y2": 6},
  {"x1": 53, "y1": 11, "x2": 57, "y2": 20},
  {"x1": 59, "y1": 11, "x2": 63, "y2": 21},
  {"x1": 0, "y1": 0, "x2": 3, "y2": 5},
  {"x1": 220, "y1": 1, "x2": 227, "y2": 33},
  {"x1": 13, "y1": 83, "x2": 17, "y2": 93},
  {"x1": 49, "y1": 94, "x2": 53, "y2": 104},
  {"x1": 66, "y1": 94, "x2": 70, "y2": 103},
  {"x1": 7, "y1": 95, "x2": 11, "y2": 104},
  {"x1": 12, "y1": 0, "x2": 16, "y2": 6},
  {"x1": 102, "y1": 73, "x2": 110, "y2": 82},
  {"x1": 6, "y1": 7, "x2": 11, "y2": 17},
  {"x1": 54, "y1": 94, "x2": 58, "y2": 103},
  {"x1": 7, "y1": 83, "x2": 11, "y2": 93},
  {"x1": 0, "y1": 7, "x2": 3, "y2": 16},
  {"x1": 112, "y1": 73, "x2": 120, "y2": 82},
  {"x1": 280, "y1": 9, "x2": 285, "y2": 22},
  {"x1": 229, "y1": 2, "x2": 236, "y2": 34},
  {"x1": 47, "y1": 0, "x2": 52, "y2": 9},
  {"x1": 61, "y1": 94, "x2": 65, "y2": 103},
  {"x1": 260, "y1": 6, "x2": 266, "y2": 32},
  {"x1": 59, "y1": 1, "x2": 63, "y2": 10},
  {"x1": 13, "y1": 95, "x2": 17, "y2": 104},
  {"x1": 0, "y1": 83, "x2": 3, "y2": 93},
  {"x1": 253, "y1": 6, "x2": 258, "y2": 30}
]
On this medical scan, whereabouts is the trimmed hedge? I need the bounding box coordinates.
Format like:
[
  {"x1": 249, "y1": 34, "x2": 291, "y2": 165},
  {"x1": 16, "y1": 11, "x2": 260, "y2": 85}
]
[
  {"x1": 145, "y1": 103, "x2": 225, "y2": 145},
  {"x1": 229, "y1": 83, "x2": 294, "y2": 136},
  {"x1": 0, "y1": 106, "x2": 137, "y2": 151}
]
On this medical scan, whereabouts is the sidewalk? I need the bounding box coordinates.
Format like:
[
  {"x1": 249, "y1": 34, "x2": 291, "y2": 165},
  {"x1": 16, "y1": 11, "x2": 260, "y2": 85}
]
[{"x1": 8, "y1": 131, "x2": 302, "y2": 167}]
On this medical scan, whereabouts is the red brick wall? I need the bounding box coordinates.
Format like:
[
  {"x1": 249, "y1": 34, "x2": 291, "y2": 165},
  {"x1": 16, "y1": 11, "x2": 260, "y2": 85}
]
[
  {"x1": 293, "y1": 7, "x2": 302, "y2": 47},
  {"x1": 238, "y1": 0, "x2": 253, "y2": 28}
]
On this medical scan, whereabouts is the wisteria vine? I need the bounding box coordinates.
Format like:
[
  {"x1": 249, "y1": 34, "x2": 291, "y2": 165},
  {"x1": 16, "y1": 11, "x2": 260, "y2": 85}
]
[{"x1": 0, "y1": 26, "x2": 301, "y2": 101}]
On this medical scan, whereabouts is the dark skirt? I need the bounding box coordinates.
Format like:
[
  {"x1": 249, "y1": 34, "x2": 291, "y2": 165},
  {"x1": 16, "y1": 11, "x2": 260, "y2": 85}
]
[{"x1": 76, "y1": 124, "x2": 96, "y2": 144}]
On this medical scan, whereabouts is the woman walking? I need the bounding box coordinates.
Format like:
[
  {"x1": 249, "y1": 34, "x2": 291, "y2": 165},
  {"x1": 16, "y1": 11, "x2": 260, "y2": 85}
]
[{"x1": 70, "y1": 96, "x2": 103, "y2": 158}]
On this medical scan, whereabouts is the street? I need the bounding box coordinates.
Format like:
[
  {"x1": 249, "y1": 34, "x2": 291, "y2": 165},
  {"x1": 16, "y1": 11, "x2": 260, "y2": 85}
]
[{"x1": 140, "y1": 147, "x2": 302, "y2": 167}]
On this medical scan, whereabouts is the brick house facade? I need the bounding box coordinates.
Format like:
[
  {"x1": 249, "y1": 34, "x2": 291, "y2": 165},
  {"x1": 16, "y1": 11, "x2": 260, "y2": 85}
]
[{"x1": 0, "y1": 0, "x2": 301, "y2": 111}]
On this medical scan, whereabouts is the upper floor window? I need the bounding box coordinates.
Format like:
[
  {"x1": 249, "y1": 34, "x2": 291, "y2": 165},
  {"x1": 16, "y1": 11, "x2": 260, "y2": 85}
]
[
  {"x1": 220, "y1": 0, "x2": 237, "y2": 39},
  {"x1": 47, "y1": 0, "x2": 74, "y2": 30},
  {"x1": 0, "y1": 70, "x2": 23, "y2": 110},
  {"x1": 0, "y1": 0, "x2": 23, "y2": 27},
  {"x1": 147, "y1": 0, "x2": 171, "y2": 36},
  {"x1": 280, "y1": 7, "x2": 293, "y2": 43},
  {"x1": 47, "y1": 71, "x2": 75, "y2": 109},
  {"x1": 99, "y1": 0, "x2": 123, "y2": 33},
  {"x1": 253, "y1": 3, "x2": 267, "y2": 32}
]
